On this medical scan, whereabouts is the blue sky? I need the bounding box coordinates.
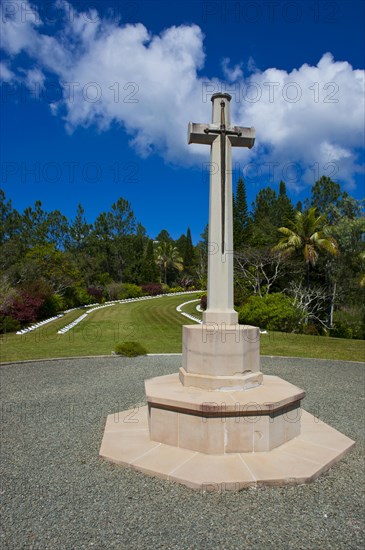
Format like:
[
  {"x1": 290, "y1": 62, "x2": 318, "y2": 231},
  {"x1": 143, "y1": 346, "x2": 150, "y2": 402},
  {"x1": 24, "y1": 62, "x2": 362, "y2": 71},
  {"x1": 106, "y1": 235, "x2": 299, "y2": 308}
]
[{"x1": 1, "y1": 0, "x2": 364, "y2": 242}]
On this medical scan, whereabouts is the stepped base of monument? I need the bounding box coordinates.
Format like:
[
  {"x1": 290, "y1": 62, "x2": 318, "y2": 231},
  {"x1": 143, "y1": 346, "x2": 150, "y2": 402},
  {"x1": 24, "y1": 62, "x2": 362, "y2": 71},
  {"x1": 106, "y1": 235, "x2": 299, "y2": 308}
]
[
  {"x1": 145, "y1": 373, "x2": 305, "y2": 453},
  {"x1": 99, "y1": 374, "x2": 355, "y2": 490}
]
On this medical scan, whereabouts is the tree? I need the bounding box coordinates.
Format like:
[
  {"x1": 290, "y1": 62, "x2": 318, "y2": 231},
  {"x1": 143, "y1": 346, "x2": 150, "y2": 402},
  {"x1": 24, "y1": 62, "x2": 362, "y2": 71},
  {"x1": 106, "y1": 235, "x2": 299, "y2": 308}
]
[
  {"x1": 0, "y1": 189, "x2": 19, "y2": 244},
  {"x1": 175, "y1": 233, "x2": 187, "y2": 257},
  {"x1": 21, "y1": 244, "x2": 80, "y2": 294},
  {"x1": 68, "y1": 204, "x2": 92, "y2": 251},
  {"x1": 251, "y1": 187, "x2": 278, "y2": 246},
  {"x1": 276, "y1": 181, "x2": 295, "y2": 227},
  {"x1": 195, "y1": 224, "x2": 208, "y2": 289},
  {"x1": 155, "y1": 242, "x2": 183, "y2": 284},
  {"x1": 109, "y1": 197, "x2": 136, "y2": 237},
  {"x1": 233, "y1": 177, "x2": 249, "y2": 250},
  {"x1": 288, "y1": 282, "x2": 331, "y2": 329},
  {"x1": 274, "y1": 207, "x2": 339, "y2": 285},
  {"x1": 359, "y1": 251, "x2": 365, "y2": 288},
  {"x1": 310, "y1": 176, "x2": 341, "y2": 221},
  {"x1": 155, "y1": 229, "x2": 173, "y2": 243},
  {"x1": 141, "y1": 239, "x2": 159, "y2": 283},
  {"x1": 234, "y1": 247, "x2": 286, "y2": 297},
  {"x1": 324, "y1": 202, "x2": 365, "y2": 325},
  {"x1": 183, "y1": 227, "x2": 195, "y2": 275}
]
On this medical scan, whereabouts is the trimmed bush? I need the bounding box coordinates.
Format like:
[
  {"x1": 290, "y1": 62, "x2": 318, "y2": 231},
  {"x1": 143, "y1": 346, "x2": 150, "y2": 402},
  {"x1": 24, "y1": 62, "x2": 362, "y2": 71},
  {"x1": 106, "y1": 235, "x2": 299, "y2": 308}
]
[
  {"x1": 238, "y1": 293, "x2": 303, "y2": 332},
  {"x1": 115, "y1": 341, "x2": 148, "y2": 357}
]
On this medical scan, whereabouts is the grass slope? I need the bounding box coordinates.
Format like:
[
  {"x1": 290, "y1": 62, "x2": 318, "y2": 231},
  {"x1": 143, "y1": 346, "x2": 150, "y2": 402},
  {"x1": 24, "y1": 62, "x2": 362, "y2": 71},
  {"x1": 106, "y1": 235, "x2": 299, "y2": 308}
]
[
  {"x1": 0, "y1": 293, "x2": 364, "y2": 362},
  {"x1": 0, "y1": 295, "x2": 198, "y2": 362}
]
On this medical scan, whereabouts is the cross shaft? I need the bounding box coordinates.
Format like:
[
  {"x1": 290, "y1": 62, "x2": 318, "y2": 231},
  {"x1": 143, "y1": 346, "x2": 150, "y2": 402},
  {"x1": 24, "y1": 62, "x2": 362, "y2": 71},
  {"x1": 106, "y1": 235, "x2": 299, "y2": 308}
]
[{"x1": 188, "y1": 93, "x2": 255, "y2": 324}]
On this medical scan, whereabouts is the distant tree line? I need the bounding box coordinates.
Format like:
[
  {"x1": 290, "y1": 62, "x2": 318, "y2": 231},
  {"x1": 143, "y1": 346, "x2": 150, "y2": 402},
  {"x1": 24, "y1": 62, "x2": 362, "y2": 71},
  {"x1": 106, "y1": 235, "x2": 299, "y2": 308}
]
[{"x1": 0, "y1": 175, "x2": 364, "y2": 338}]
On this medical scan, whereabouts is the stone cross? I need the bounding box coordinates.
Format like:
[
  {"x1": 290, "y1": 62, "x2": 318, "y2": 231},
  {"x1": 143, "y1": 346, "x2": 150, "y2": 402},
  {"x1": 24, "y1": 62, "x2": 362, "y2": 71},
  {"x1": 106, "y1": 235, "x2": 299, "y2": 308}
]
[{"x1": 188, "y1": 93, "x2": 255, "y2": 325}]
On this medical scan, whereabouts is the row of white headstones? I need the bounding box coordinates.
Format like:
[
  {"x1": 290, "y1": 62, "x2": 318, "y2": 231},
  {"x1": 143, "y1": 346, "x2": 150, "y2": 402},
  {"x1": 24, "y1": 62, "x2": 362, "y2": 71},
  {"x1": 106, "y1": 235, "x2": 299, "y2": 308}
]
[{"x1": 15, "y1": 291, "x2": 202, "y2": 335}]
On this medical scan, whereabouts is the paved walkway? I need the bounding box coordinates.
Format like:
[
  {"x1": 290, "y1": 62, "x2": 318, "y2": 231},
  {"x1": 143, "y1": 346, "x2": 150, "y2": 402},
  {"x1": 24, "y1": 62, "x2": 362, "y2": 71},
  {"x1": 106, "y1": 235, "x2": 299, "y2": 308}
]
[{"x1": 1, "y1": 356, "x2": 364, "y2": 549}]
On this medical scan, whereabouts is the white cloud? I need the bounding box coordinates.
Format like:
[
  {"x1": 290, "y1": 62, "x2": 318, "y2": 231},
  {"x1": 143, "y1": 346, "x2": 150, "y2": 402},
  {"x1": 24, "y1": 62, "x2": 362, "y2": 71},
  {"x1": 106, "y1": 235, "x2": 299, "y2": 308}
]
[
  {"x1": 0, "y1": 0, "x2": 41, "y2": 55},
  {"x1": 23, "y1": 67, "x2": 46, "y2": 90},
  {"x1": 235, "y1": 52, "x2": 365, "y2": 188},
  {"x1": 0, "y1": 62, "x2": 15, "y2": 82},
  {"x1": 222, "y1": 58, "x2": 243, "y2": 82},
  {"x1": 0, "y1": 1, "x2": 364, "y2": 189}
]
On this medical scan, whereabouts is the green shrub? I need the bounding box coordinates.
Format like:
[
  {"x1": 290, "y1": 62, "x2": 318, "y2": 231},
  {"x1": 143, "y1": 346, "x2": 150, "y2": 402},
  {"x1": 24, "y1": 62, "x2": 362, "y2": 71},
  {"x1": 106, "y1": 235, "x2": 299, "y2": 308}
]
[
  {"x1": 238, "y1": 293, "x2": 303, "y2": 332},
  {"x1": 115, "y1": 341, "x2": 148, "y2": 357},
  {"x1": 63, "y1": 284, "x2": 95, "y2": 307},
  {"x1": 331, "y1": 308, "x2": 365, "y2": 339},
  {"x1": 106, "y1": 282, "x2": 122, "y2": 301},
  {"x1": 301, "y1": 323, "x2": 321, "y2": 336},
  {"x1": 167, "y1": 286, "x2": 185, "y2": 293},
  {"x1": 40, "y1": 294, "x2": 65, "y2": 318},
  {"x1": 117, "y1": 284, "x2": 143, "y2": 300},
  {"x1": 234, "y1": 284, "x2": 251, "y2": 307},
  {"x1": 0, "y1": 315, "x2": 21, "y2": 334}
]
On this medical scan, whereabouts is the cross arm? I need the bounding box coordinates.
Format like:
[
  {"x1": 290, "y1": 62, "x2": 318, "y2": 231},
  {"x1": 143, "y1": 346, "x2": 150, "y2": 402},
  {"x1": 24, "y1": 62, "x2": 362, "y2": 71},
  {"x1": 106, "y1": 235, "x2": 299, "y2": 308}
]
[
  {"x1": 228, "y1": 126, "x2": 255, "y2": 149},
  {"x1": 187, "y1": 122, "x2": 217, "y2": 145}
]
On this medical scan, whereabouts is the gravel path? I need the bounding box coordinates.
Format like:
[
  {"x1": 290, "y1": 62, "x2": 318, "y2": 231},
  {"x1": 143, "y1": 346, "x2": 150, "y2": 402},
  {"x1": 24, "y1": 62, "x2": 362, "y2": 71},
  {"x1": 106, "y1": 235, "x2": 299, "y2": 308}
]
[{"x1": 1, "y1": 355, "x2": 364, "y2": 549}]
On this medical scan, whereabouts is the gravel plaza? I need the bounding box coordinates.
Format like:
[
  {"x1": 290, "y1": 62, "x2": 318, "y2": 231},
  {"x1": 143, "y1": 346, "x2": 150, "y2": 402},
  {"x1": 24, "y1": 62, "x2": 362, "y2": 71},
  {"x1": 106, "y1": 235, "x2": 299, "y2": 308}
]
[{"x1": 1, "y1": 355, "x2": 363, "y2": 549}]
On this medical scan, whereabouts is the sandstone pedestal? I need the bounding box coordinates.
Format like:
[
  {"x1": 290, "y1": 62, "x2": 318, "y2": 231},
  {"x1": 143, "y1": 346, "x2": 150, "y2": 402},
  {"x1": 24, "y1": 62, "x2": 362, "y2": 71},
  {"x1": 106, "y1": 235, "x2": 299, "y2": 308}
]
[
  {"x1": 180, "y1": 324, "x2": 262, "y2": 390},
  {"x1": 100, "y1": 404, "x2": 354, "y2": 490},
  {"x1": 99, "y1": 324, "x2": 355, "y2": 490}
]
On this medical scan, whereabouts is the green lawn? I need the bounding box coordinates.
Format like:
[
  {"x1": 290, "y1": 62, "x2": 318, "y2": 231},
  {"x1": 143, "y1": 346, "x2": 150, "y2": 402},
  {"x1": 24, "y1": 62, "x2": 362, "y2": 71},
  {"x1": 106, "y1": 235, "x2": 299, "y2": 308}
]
[
  {"x1": 179, "y1": 296, "x2": 365, "y2": 362},
  {"x1": 0, "y1": 293, "x2": 364, "y2": 362},
  {"x1": 0, "y1": 295, "x2": 198, "y2": 362}
]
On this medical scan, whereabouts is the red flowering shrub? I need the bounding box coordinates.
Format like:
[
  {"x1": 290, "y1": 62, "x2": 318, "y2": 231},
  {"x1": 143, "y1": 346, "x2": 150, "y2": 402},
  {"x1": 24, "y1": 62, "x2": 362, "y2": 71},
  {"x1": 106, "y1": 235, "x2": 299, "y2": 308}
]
[
  {"x1": 8, "y1": 291, "x2": 45, "y2": 323},
  {"x1": 141, "y1": 283, "x2": 165, "y2": 296}
]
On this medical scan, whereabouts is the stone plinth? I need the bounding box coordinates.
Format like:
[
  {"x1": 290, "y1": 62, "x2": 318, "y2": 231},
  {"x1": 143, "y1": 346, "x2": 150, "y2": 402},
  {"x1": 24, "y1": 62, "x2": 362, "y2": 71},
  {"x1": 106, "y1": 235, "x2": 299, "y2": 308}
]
[
  {"x1": 100, "y1": 406, "x2": 355, "y2": 490},
  {"x1": 146, "y1": 373, "x2": 304, "y2": 453},
  {"x1": 181, "y1": 324, "x2": 262, "y2": 390}
]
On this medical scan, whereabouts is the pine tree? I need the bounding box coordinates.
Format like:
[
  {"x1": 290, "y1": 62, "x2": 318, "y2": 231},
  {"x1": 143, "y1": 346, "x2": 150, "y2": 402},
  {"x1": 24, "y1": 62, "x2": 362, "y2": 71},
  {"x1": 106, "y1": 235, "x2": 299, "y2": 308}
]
[
  {"x1": 141, "y1": 239, "x2": 159, "y2": 283},
  {"x1": 276, "y1": 181, "x2": 295, "y2": 227},
  {"x1": 175, "y1": 233, "x2": 187, "y2": 257},
  {"x1": 183, "y1": 227, "x2": 195, "y2": 275},
  {"x1": 311, "y1": 176, "x2": 341, "y2": 216},
  {"x1": 68, "y1": 203, "x2": 91, "y2": 251},
  {"x1": 233, "y1": 177, "x2": 249, "y2": 251},
  {"x1": 250, "y1": 187, "x2": 278, "y2": 246},
  {"x1": 155, "y1": 229, "x2": 173, "y2": 243}
]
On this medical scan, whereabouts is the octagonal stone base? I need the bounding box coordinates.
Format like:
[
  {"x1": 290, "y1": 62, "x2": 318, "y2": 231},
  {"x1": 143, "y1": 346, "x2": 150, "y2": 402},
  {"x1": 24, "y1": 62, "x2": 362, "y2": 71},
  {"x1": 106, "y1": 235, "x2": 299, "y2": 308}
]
[
  {"x1": 146, "y1": 373, "x2": 304, "y2": 453},
  {"x1": 99, "y1": 406, "x2": 355, "y2": 490}
]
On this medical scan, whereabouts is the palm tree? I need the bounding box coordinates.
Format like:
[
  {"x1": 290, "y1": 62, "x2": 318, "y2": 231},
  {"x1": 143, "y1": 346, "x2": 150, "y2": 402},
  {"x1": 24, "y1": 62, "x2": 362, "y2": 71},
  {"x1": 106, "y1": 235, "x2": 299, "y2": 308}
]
[
  {"x1": 155, "y1": 242, "x2": 183, "y2": 284},
  {"x1": 273, "y1": 207, "x2": 339, "y2": 285}
]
